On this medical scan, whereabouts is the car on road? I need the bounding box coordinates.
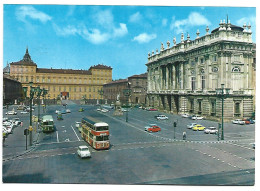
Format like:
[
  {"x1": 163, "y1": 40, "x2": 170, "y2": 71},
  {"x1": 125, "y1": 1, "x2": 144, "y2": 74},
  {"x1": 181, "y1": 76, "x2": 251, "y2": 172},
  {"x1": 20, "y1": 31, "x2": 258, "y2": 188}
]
[
  {"x1": 232, "y1": 119, "x2": 245, "y2": 125},
  {"x1": 155, "y1": 114, "x2": 168, "y2": 120},
  {"x1": 77, "y1": 145, "x2": 91, "y2": 158},
  {"x1": 55, "y1": 110, "x2": 60, "y2": 114},
  {"x1": 5, "y1": 110, "x2": 17, "y2": 115},
  {"x1": 96, "y1": 108, "x2": 101, "y2": 111},
  {"x1": 57, "y1": 113, "x2": 63, "y2": 120},
  {"x1": 181, "y1": 113, "x2": 190, "y2": 118},
  {"x1": 13, "y1": 118, "x2": 21, "y2": 126},
  {"x1": 187, "y1": 123, "x2": 198, "y2": 129},
  {"x1": 192, "y1": 124, "x2": 206, "y2": 131},
  {"x1": 191, "y1": 115, "x2": 204, "y2": 120},
  {"x1": 66, "y1": 109, "x2": 71, "y2": 113},
  {"x1": 61, "y1": 110, "x2": 67, "y2": 114},
  {"x1": 144, "y1": 124, "x2": 161, "y2": 132},
  {"x1": 78, "y1": 108, "x2": 84, "y2": 112},
  {"x1": 204, "y1": 127, "x2": 218, "y2": 134},
  {"x1": 21, "y1": 110, "x2": 29, "y2": 114}
]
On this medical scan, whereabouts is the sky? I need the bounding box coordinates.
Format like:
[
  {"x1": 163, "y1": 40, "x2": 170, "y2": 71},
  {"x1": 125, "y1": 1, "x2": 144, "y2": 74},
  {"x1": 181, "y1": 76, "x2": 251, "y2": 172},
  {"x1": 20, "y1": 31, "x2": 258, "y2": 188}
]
[{"x1": 3, "y1": 3, "x2": 256, "y2": 80}]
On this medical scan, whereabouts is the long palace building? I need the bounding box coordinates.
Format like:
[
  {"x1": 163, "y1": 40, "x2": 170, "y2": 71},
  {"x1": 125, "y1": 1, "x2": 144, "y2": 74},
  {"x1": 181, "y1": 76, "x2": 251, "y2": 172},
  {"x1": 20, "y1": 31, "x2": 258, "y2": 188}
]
[
  {"x1": 146, "y1": 19, "x2": 255, "y2": 120},
  {"x1": 9, "y1": 48, "x2": 112, "y2": 100}
]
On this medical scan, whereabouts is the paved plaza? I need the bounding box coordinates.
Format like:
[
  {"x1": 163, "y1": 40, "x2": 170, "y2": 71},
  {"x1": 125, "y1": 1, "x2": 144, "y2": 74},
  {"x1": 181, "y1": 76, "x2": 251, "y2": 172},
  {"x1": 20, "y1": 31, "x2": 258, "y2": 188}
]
[{"x1": 2, "y1": 101, "x2": 255, "y2": 185}]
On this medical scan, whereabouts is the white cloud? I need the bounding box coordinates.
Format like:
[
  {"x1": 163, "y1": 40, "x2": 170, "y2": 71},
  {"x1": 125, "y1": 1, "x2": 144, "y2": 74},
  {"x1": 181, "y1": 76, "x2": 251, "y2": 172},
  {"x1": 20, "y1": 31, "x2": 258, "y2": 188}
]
[
  {"x1": 171, "y1": 12, "x2": 211, "y2": 34},
  {"x1": 82, "y1": 29, "x2": 110, "y2": 44},
  {"x1": 93, "y1": 9, "x2": 114, "y2": 29},
  {"x1": 236, "y1": 16, "x2": 256, "y2": 27},
  {"x1": 162, "y1": 18, "x2": 168, "y2": 27},
  {"x1": 16, "y1": 5, "x2": 52, "y2": 23},
  {"x1": 53, "y1": 23, "x2": 81, "y2": 36},
  {"x1": 113, "y1": 23, "x2": 128, "y2": 37},
  {"x1": 129, "y1": 12, "x2": 142, "y2": 23},
  {"x1": 133, "y1": 33, "x2": 157, "y2": 44}
]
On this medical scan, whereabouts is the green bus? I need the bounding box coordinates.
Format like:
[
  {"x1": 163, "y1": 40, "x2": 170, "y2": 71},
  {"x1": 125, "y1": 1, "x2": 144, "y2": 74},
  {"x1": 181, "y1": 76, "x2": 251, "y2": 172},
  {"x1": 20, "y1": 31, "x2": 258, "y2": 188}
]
[{"x1": 41, "y1": 115, "x2": 55, "y2": 133}]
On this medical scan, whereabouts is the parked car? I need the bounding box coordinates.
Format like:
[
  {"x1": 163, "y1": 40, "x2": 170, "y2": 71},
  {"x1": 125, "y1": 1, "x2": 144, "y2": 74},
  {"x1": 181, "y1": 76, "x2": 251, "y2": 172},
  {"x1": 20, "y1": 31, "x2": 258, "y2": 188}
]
[
  {"x1": 66, "y1": 109, "x2": 71, "y2": 113},
  {"x1": 144, "y1": 124, "x2": 161, "y2": 132},
  {"x1": 243, "y1": 118, "x2": 254, "y2": 124},
  {"x1": 182, "y1": 113, "x2": 190, "y2": 118},
  {"x1": 204, "y1": 127, "x2": 218, "y2": 134},
  {"x1": 96, "y1": 108, "x2": 101, "y2": 111},
  {"x1": 232, "y1": 119, "x2": 245, "y2": 125},
  {"x1": 192, "y1": 124, "x2": 206, "y2": 131},
  {"x1": 13, "y1": 118, "x2": 21, "y2": 126},
  {"x1": 21, "y1": 110, "x2": 29, "y2": 114},
  {"x1": 192, "y1": 115, "x2": 204, "y2": 120},
  {"x1": 187, "y1": 123, "x2": 198, "y2": 129},
  {"x1": 121, "y1": 108, "x2": 127, "y2": 112},
  {"x1": 55, "y1": 110, "x2": 60, "y2": 114},
  {"x1": 101, "y1": 108, "x2": 109, "y2": 112},
  {"x1": 61, "y1": 110, "x2": 66, "y2": 114},
  {"x1": 17, "y1": 105, "x2": 25, "y2": 110},
  {"x1": 156, "y1": 114, "x2": 168, "y2": 120},
  {"x1": 5, "y1": 110, "x2": 17, "y2": 115},
  {"x1": 148, "y1": 108, "x2": 158, "y2": 111},
  {"x1": 77, "y1": 145, "x2": 91, "y2": 158}
]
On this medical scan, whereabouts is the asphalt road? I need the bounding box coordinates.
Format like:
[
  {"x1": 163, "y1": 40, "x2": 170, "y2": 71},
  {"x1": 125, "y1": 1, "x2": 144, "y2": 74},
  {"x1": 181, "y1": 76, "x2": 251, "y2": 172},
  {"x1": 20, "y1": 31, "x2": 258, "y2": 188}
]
[{"x1": 2, "y1": 102, "x2": 255, "y2": 185}]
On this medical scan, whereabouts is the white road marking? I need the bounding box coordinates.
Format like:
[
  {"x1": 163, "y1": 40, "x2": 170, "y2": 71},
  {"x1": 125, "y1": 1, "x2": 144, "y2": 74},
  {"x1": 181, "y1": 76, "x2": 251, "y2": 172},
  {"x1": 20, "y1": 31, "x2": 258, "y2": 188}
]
[
  {"x1": 71, "y1": 125, "x2": 80, "y2": 141},
  {"x1": 56, "y1": 131, "x2": 59, "y2": 143}
]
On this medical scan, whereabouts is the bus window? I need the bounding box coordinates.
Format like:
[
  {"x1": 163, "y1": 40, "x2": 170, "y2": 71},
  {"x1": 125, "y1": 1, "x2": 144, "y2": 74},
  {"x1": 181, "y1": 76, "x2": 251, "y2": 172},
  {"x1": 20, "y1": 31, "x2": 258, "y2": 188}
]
[
  {"x1": 96, "y1": 135, "x2": 109, "y2": 141},
  {"x1": 96, "y1": 126, "x2": 109, "y2": 131}
]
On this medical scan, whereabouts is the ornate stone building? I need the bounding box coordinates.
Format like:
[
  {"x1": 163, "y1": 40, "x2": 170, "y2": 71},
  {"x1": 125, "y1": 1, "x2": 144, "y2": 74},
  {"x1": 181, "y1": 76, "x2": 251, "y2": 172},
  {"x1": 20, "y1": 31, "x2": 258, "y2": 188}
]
[
  {"x1": 3, "y1": 74, "x2": 23, "y2": 105},
  {"x1": 9, "y1": 48, "x2": 112, "y2": 100},
  {"x1": 146, "y1": 19, "x2": 255, "y2": 120},
  {"x1": 103, "y1": 73, "x2": 147, "y2": 105}
]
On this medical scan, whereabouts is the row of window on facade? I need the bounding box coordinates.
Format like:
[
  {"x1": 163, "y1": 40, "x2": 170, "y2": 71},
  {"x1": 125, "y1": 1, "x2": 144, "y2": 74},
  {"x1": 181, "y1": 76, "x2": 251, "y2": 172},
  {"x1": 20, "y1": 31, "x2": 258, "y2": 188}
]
[
  {"x1": 13, "y1": 76, "x2": 110, "y2": 84},
  {"x1": 189, "y1": 99, "x2": 241, "y2": 117},
  {"x1": 46, "y1": 86, "x2": 102, "y2": 93}
]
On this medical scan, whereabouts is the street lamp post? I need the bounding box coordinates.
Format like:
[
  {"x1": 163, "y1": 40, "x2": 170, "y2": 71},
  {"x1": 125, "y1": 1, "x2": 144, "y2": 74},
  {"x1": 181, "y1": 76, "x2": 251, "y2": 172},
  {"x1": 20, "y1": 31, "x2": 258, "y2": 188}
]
[
  {"x1": 28, "y1": 82, "x2": 37, "y2": 146},
  {"x1": 36, "y1": 87, "x2": 43, "y2": 123},
  {"x1": 216, "y1": 84, "x2": 230, "y2": 140},
  {"x1": 22, "y1": 86, "x2": 28, "y2": 150},
  {"x1": 123, "y1": 82, "x2": 131, "y2": 122}
]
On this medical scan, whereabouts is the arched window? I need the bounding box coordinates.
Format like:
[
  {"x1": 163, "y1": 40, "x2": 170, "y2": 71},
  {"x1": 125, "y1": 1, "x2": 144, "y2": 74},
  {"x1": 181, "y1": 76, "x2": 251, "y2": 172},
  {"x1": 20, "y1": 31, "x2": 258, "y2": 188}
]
[
  {"x1": 232, "y1": 66, "x2": 240, "y2": 72},
  {"x1": 212, "y1": 67, "x2": 218, "y2": 72}
]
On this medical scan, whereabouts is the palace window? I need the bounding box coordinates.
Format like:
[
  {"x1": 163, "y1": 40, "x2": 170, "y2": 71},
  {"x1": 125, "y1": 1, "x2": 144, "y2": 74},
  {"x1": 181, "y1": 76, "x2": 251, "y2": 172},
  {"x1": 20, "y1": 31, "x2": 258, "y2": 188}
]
[
  {"x1": 89, "y1": 87, "x2": 91, "y2": 92},
  {"x1": 191, "y1": 77, "x2": 196, "y2": 91},
  {"x1": 201, "y1": 76, "x2": 205, "y2": 90},
  {"x1": 200, "y1": 58, "x2": 204, "y2": 64},
  {"x1": 53, "y1": 87, "x2": 55, "y2": 91},
  {"x1": 189, "y1": 100, "x2": 194, "y2": 113},
  {"x1": 198, "y1": 101, "x2": 202, "y2": 114},
  {"x1": 26, "y1": 76, "x2": 28, "y2": 82},
  {"x1": 48, "y1": 78, "x2": 50, "y2": 83},
  {"x1": 211, "y1": 101, "x2": 216, "y2": 116},
  {"x1": 232, "y1": 66, "x2": 241, "y2": 72},
  {"x1": 234, "y1": 102, "x2": 241, "y2": 116},
  {"x1": 74, "y1": 87, "x2": 76, "y2": 92},
  {"x1": 42, "y1": 77, "x2": 45, "y2": 83},
  {"x1": 213, "y1": 55, "x2": 217, "y2": 62},
  {"x1": 31, "y1": 77, "x2": 33, "y2": 82},
  {"x1": 36, "y1": 77, "x2": 39, "y2": 82}
]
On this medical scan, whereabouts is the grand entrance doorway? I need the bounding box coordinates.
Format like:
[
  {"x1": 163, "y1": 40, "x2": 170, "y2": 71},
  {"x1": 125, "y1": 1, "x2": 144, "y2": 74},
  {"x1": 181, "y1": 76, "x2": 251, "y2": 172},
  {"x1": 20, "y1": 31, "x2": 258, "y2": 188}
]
[{"x1": 61, "y1": 92, "x2": 69, "y2": 100}]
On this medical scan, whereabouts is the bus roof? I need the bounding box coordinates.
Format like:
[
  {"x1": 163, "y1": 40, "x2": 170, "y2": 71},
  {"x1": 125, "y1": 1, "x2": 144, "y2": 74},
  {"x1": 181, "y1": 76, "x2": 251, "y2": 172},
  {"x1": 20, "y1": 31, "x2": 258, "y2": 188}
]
[
  {"x1": 42, "y1": 115, "x2": 54, "y2": 122},
  {"x1": 82, "y1": 116, "x2": 108, "y2": 126}
]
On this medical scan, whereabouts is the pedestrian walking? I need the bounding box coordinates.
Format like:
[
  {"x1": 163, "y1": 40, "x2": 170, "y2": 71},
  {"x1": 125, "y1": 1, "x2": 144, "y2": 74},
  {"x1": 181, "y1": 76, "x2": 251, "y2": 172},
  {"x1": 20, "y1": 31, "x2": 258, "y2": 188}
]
[{"x1": 183, "y1": 131, "x2": 186, "y2": 140}]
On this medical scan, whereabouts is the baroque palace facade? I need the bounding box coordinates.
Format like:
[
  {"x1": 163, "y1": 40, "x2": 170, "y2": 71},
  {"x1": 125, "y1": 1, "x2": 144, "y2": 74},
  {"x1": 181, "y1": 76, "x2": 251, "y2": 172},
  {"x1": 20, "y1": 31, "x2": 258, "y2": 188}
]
[
  {"x1": 146, "y1": 19, "x2": 255, "y2": 120},
  {"x1": 9, "y1": 48, "x2": 112, "y2": 100}
]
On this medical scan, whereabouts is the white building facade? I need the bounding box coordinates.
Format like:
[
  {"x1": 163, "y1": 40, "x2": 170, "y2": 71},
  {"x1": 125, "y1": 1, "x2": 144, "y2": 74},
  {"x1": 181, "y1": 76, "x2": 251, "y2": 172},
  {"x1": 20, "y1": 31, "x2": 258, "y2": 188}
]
[{"x1": 146, "y1": 20, "x2": 255, "y2": 120}]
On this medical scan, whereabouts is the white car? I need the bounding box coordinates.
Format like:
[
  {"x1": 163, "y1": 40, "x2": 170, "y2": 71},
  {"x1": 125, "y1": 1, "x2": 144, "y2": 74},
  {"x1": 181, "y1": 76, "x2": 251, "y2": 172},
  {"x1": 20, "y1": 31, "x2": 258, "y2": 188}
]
[
  {"x1": 187, "y1": 123, "x2": 198, "y2": 129},
  {"x1": 204, "y1": 127, "x2": 218, "y2": 134},
  {"x1": 21, "y1": 110, "x2": 29, "y2": 114},
  {"x1": 75, "y1": 122, "x2": 81, "y2": 128},
  {"x1": 121, "y1": 108, "x2": 128, "y2": 112},
  {"x1": 66, "y1": 109, "x2": 71, "y2": 113},
  {"x1": 77, "y1": 145, "x2": 91, "y2": 158},
  {"x1": 182, "y1": 113, "x2": 190, "y2": 118},
  {"x1": 101, "y1": 109, "x2": 109, "y2": 113},
  {"x1": 232, "y1": 119, "x2": 245, "y2": 125},
  {"x1": 55, "y1": 110, "x2": 60, "y2": 114},
  {"x1": 156, "y1": 115, "x2": 168, "y2": 120},
  {"x1": 13, "y1": 118, "x2": 21, "y2": 126},
  {"x1": 3, "y1": 126, "x2": 13, "y2": 134},
  {"x1": 5, "y1": 110, "x2": 17, "y2": 115},
  {"x1": 3, "y1": 117, "x2": 8, "y2": 122},
  {"x1": 192, "y1": 115, "x2": 203, "y2": 120},
  {"x1": 96, "y1": 108, "x2": 101, "y2": 111}
]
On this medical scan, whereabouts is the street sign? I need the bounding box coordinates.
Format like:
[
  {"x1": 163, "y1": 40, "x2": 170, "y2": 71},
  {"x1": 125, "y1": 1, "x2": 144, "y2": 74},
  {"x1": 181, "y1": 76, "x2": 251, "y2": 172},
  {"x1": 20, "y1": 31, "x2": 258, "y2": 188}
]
[{"x1": 24, "y1": 129, "x2": 29, "y2": 135}]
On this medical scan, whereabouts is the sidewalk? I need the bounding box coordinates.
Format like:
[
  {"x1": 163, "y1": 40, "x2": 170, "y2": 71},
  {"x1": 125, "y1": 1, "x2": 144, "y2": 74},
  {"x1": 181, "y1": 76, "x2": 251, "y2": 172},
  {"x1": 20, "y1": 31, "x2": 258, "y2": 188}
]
[{"x1": 2, "y1": 121, "x2": 40, "y2": 160}]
